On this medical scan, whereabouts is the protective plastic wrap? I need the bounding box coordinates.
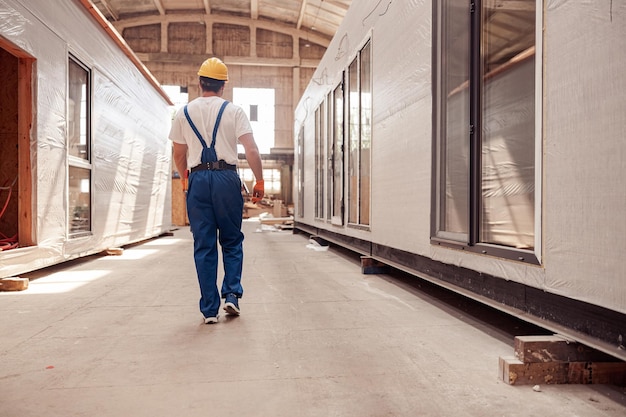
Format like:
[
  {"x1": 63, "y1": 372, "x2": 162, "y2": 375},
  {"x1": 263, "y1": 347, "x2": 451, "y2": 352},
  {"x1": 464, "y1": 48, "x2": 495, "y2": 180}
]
[
  {"x1": 0, "y1": 0, "x2": 172, "y2": 278},
  {"x1": 543, "y1": 0, "x2": 626, "y2": 311},
  {"x1": 295, "y1": 0, "x2": 626, "y2": 317}
]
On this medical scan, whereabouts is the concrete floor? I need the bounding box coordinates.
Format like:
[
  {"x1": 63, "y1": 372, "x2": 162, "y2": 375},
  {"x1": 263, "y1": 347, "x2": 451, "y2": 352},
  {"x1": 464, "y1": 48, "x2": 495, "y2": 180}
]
[{"x1": 1, "y1": 220, "x2": 625, "y2": 417}]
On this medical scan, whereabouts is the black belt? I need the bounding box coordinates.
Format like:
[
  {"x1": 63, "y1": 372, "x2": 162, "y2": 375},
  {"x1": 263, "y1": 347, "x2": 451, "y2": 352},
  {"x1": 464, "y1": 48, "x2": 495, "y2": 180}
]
[{"x1": 190, "y1": 161, "x2": 237, "y2": 172}]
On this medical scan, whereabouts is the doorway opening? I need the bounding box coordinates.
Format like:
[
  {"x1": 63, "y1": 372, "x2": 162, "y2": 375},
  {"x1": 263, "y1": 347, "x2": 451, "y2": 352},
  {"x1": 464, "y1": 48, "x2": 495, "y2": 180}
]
[{"x1": 0, "y1": 38, "x2": 35, "y2": 250}]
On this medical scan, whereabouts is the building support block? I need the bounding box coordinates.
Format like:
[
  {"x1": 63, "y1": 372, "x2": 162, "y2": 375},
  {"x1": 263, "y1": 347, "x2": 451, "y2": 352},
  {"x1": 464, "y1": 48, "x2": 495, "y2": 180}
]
[
  {"x1": 0, "y1": 277, "x2": 29, "y2": 291},
  {"x1": 360, "y1": 256, "x2": 389, "y2": 275},
  {"x1": 499, "y1": 335, "x2": 626, "y2": 385}
]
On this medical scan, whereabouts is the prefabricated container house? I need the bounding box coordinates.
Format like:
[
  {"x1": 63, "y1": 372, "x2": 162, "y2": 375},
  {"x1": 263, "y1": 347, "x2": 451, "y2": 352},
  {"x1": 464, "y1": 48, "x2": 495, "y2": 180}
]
[
  {"x1": 0, "y1": 0, "x2": 172, "y2": 278},
  {"x1": 294, "y1": 0, "x2": 626, "y2": 358}
]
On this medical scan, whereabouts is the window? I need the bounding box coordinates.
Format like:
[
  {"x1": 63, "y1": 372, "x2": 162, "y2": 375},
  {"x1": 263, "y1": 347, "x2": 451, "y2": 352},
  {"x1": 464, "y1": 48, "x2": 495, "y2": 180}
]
[
  {"x1": 233, "y1": 88, "x2": 274, "y2": 154},
  {"x1": 249, "y1": 104, "x2": 258, "y2": 122},
  {"x1": 326, "y1": 91, "x2": 333, "y2": 222},
  {"x1": 330, "y1": 80, "x2": 345, "y2": 226},
  {"x1": 297, "y1": 127, "x2": 304, "y2": 217},
  {"x1": 68, "y1": 56, "x2": 92, "y2": 235},
  {"x1": 314, "y1": 102, "x2": 325, "y2": 219},
  {"x1": 347, "y1": 40, "x2": 372, "y2": 227},
  {"x1": 68, "y1": 167, "x2": 91, "y2": 233},
  {"x1": 262, "y1": 169, "x2": 281, "y2": 196},
  {"x1": 240, "y1": 168, "x2": 281, "y2": 196},
  {"x1": 434, "y1": 0, "x2": 539, "y2": 263},
  {"x1": 162, "y1": 84, "x2": 189, "y2": 111}
]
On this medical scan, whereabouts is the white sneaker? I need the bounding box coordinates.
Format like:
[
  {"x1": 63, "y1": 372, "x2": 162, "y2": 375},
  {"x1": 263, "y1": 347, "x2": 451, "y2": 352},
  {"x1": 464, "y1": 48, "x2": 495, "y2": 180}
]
[{"x1": 203, "y1": 316, "x2": 218, "y2": 324}]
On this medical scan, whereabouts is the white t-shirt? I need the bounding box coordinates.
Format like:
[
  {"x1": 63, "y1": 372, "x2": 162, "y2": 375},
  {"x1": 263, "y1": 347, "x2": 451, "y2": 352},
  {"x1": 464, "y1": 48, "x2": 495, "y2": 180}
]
[{"x1": 169, "y1": 96, "x2": 253, "y2": 167}]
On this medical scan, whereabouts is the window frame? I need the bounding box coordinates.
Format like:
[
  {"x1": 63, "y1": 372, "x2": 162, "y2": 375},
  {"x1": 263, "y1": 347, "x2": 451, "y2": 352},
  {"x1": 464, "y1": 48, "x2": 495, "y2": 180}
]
[
  {"x1": 67, "y1": 54, "x2": 93, "y2": 237},
  {"x1": 297, "y1": 126, "x2": 305, "y2": 218},
  {"x1": 346, "y1": 39, "x2": 373, "y2": 230},
  {"x1": 330, "y1": 77, "x2": 345, "y2": 227},
  {"x1": 326, "y1": 90, "x2": 333, "y2": 222},
  {"x1": 432, "y1": 0, "x2": 543, "y2": 265},
  {"x1": 314, "y1": 100, "x2": 326, "y2": 220}
]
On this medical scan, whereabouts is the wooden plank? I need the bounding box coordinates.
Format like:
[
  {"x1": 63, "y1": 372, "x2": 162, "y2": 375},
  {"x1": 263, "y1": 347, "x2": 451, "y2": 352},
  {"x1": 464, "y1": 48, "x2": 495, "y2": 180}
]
[
  {"x1": 0, "y1": 277, "x2": 29, "y2": 292},
  {"x1": 259, "y1": 216, "x2": 294, "y2": 225},
  {"x1": 18, "y1": 57, "x2": 34, "y2": 246},
  {"x1": 514, "y1": 335, "x2": 619, "y2": 363},
  {"x1": 171, "y1": 177, "x2": 188, "y2": 226},
  {"x1": 568, "y1": 362, "x2": 626, "y2": 385},
  {"x1": 499, "y1": 356, "x2": 626, "y2": 385},
  {"x1": 104, "y1": 247, "x2": 124, "y2": 256},
  {"x1": 244, "y1": 206, "x2": 269, "y2": 219},
  {"x1": 499, "y1": 356, "x2": 569, "y2": 385}
]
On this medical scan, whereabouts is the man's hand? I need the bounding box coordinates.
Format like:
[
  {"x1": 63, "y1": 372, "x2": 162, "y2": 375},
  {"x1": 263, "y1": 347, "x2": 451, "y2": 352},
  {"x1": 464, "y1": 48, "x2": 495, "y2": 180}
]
[{"x1": 252, "y1": 180, "x2": 264, "y2": 203}]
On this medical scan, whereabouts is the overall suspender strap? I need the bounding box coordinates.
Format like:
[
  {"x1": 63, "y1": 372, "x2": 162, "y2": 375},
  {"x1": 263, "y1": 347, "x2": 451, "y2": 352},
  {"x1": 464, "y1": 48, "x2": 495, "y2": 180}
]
[
  {"x1": 184, "y1": 101, "x2": 234, "y2": 170},
  {"x1": 211, "y1": 101, "x2": 229, "y2": 148},
  {"x1": 183, "y1": 105, "x2": 208, "y2": 149},
  {"x1": 183, "y1": 100, "x2": 229, "y2": 151}
]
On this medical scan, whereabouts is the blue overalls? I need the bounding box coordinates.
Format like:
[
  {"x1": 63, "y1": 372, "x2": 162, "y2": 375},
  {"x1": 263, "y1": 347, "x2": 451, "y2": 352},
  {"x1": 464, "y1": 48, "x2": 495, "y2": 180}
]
[{"x1": 184, "y1": 102, "x2": 244, "y2": 319}]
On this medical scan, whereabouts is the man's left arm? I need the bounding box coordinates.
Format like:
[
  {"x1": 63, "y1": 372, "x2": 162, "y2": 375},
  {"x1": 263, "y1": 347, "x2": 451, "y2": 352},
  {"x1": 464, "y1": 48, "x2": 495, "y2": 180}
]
[{"x1": 239, "y1": 132, "x2": 264, "y2": 202}]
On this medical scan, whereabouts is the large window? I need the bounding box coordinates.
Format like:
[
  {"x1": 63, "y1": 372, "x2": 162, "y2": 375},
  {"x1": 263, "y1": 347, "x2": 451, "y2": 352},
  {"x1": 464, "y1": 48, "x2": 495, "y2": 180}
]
[
  {"x1": 297, "y1": 127, "x2": 304, "y2": 218},
  {"x1": 240, "y1": 168, "x2": 281, "y2": 197},
  {"x1": 314, "y1": 102, "x2": 325, "y2": 219},
  {"x1": 331, "y1": 80, "x2": 344, "y2": 226},
  {"x1": 68, "y1": 56, "x2": 92, "y2": 235},
  {"x1": 326, "y1": 91, "x2": 333, "y2": 222},
  {"x1": 233, "y1": 88, "x2": 275, "y2": 154},
  {"x1": 435, "y1": 0, "x2": 539, "y2": 263},
  {"x1": 347, "y1": 40, "x2": 372, "y2": 227}
]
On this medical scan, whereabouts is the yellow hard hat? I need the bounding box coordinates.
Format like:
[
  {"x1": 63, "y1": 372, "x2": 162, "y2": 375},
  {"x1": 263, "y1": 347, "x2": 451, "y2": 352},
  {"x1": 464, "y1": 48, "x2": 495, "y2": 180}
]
[{"x1": 197, "y1": 57, "x2": 229, "y2": 81}]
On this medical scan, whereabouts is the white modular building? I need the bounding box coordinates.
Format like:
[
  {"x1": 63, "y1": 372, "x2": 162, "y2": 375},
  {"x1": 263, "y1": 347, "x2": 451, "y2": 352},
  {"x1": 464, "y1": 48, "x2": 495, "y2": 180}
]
[
  {"x1": 294, "y1": 0, "x2": 626, "y2": 358},
  {"x1": 0, "y1": 0, "x2": 173, "y2": 278}
]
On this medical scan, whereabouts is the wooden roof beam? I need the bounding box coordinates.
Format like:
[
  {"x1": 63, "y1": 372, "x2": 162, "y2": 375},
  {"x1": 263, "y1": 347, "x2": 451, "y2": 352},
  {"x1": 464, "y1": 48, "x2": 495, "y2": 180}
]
[
  {"x1": 135, "y1": 52, "x2": 320, "y2": 69},
  {"x1": 98, "y1": 0, "x2": 119, "y2": 21},
  {"x1": 152, "y1": 0, "x2": 165, "y2": 15},
  {"x1": 297, "y1": 0, "x2": 308, "y2": 30},
  {"x1": 77, "y1": 0, "x2": 172, "y2": 104},
  {"x1": 113, "y1": 13, "x2": 331, "y2": 46},
  {"x1": 251, "y1": 0, "x2": 259, "y2": 19}
]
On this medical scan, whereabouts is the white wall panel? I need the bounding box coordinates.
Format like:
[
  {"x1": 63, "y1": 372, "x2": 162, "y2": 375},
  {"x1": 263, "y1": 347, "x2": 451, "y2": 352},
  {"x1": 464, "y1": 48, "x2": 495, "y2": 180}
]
[{"x1": 544, "y1": 0, "x2": 626, "y2": 312}]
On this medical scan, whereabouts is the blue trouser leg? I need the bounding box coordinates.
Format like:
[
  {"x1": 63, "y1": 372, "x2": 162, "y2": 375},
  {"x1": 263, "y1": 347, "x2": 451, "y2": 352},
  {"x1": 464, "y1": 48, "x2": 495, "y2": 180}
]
[
  {"x1": 187, "y1": 172, "x2": 220, "y2": 318},
  {"x1": 187, "y1": 170, "x2": 244, "y2": 318},
  {"x1": 213, "y1": 171, "x2": 244, "y2": 298}
]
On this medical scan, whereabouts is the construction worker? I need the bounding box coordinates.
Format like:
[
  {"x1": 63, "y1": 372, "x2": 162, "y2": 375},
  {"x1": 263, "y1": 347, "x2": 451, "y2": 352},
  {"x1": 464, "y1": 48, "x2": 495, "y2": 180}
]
[{"x1": 169, "y1": 57, "x2": 264, "y2": 324}]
